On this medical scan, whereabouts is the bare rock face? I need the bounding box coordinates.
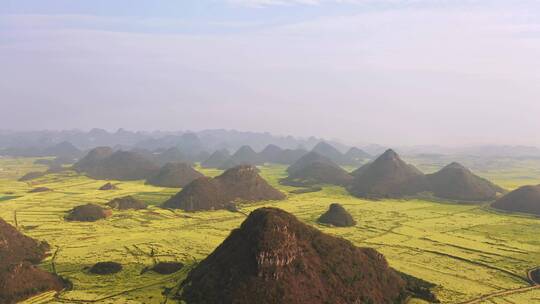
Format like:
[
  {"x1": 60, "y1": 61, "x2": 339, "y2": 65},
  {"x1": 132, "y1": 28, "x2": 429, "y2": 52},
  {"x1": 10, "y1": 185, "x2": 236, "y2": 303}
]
[
  {"x1": 318, "y1": 203, "x2": 356, "y2": 227},
  {"x1": 178, "y1": 208, "x2": 436, "y2": 304},
  {"x1": 491, "y1": 185, "x2": 540, "y2": 216},
  {"x1": 348, "y1": 149, "x2": 428, "y2": 199},
  {"x1": 163, "y1": 165, "x2": 285, "y2": 211},
  {"x1": 65, "y1": 204, "x2": 112, "y2": 222},
  {"x1": 146, "y1": 163, "x2": 204, "y2": 188},
  {"x1": 0, "y1": 218, "x2": 65, "y2": 304}
]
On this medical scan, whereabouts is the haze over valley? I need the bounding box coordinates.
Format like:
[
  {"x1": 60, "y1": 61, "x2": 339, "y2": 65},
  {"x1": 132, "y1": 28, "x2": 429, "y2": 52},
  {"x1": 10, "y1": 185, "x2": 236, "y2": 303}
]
[{"x1": 1, "y1": 1, "x2": 540, "y2": 304}]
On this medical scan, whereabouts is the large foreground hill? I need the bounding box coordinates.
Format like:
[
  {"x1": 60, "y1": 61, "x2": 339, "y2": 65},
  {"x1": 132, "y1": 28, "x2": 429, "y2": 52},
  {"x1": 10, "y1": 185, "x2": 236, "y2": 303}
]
[
  {"x1": 0, "y1": 218, "x2": 65, "y2": 303},
  {"x1": 178, "y1": 208, "x2": 436, "y2": 304}
]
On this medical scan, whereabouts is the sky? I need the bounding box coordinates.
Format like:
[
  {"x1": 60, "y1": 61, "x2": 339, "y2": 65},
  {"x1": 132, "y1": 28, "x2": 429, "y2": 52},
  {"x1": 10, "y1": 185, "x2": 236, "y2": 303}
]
[{"x1": 1, "y1": 0, "x2": 540, "y2": 146}]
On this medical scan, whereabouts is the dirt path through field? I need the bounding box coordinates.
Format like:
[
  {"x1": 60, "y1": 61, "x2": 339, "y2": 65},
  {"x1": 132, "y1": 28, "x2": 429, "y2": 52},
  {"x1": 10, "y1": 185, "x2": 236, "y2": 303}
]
[{"x1": 458, "y1": 267, "x2": 540, "y2": 304}]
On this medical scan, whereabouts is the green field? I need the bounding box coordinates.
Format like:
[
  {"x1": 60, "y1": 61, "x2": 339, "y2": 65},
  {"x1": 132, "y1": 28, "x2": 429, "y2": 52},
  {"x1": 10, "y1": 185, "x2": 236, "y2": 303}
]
[{"x1": 0, "y1": 157, "x2": 539, "y2": 304}]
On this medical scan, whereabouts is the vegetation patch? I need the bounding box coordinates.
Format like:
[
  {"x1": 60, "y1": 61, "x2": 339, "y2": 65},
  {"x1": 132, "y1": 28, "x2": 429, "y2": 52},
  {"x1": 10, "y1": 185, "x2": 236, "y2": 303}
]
[
  {"x1": 65, "y1": 204, "x2": 112, "y2": 222},
  {"x1": 0, "y1": 195, "x2": 20, "y2": 202},
  {"x1": 88, "y1": 262, "x2": 123, "y2": 275},
  {"x1": 149, "y1": 262, "x2": 184, "y2": 275}
]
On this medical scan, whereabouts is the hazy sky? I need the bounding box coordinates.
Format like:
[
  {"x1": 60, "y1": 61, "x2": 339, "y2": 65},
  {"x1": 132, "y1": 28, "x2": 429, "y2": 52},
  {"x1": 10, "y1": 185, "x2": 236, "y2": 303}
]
[{"x1": 1, "y1": 0, "x2": 540, "y2": 146}]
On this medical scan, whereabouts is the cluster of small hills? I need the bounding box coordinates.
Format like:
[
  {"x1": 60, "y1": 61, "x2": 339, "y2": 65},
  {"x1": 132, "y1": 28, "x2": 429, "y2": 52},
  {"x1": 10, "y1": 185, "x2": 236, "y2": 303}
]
[
  {"x1": 201, "y1": 142, "x2": 370, "y2": 169},
  {"x1": 16, "y1": 138, "x2": 539, "y2": 217},
  {"x1": 4, "y1": 129, "x2": 540, "y2": 162},
  {"x1": 347, "y1": 149, "x2": 505, "y2": 202},
  {"x1": 65, "y1": 196, "x2": 149, "y2": 222},
  {"x1": 69, "y1": 141, "x2": 369, "y2": 184},
  {"x1": 72, "y1": 147, "x2": 204, "y2": 186},
  {"x1": 46, "y1": 141, "x2": 538, "y2": 216},
  {"x1": 73, "y1": 147, "x2": 160, "y2": 181},
  {"x1": 163, "y1": 165, "x2": 285, "y2": 211},
  {"x1": 8, "y1": 135, "x2": 540, "y2": 303},
  {"x1": 0, "y1": 129, "x2": 347, "y2": 156},
  {"x1": 278, "y1": 148, "x2": 505, "y2": 203}
]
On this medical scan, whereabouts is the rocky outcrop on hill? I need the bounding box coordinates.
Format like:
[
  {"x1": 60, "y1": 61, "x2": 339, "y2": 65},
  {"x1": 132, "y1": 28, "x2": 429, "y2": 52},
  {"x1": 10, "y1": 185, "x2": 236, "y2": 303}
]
[{"x1": 178, "y1": 207, "x2": 437, "y2": 304}]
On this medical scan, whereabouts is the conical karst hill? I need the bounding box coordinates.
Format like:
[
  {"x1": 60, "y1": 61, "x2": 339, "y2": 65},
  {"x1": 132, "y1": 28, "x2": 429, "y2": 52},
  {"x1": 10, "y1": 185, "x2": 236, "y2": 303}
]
[
  {"x1": 163, "y1": 165, "x2": 285, "y2": 211},
  {"x1": 178, "y1": 207, "x2": 437, "y2": 304},
  {"x1": 348, "y1": 149, "x2": 428, "y2": 198}
]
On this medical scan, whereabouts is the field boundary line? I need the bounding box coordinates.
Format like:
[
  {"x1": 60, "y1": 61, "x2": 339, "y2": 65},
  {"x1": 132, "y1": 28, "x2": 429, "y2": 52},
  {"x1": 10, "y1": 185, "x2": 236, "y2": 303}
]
[
  {"x1": 364, "y1": 241, "x2": 529, "y2": 284},
  {"x1": 458, "y1": 285, "x2": 540, "y2": 304}
]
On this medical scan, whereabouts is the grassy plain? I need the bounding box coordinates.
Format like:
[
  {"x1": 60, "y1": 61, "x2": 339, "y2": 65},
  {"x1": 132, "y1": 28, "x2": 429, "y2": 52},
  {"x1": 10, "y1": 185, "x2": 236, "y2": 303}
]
[{"x1": 0, "y1": 156, "x2": 538, "y2": 303}]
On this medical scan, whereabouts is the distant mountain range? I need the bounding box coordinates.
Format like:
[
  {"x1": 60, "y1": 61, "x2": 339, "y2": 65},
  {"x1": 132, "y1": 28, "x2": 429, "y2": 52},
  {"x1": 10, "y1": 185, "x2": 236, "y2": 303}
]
[
  {"x1": 0, "y1": 129, "x2": 333, "y2": 152},
  {"x1": 1, "y1": 129, "x2": 539, "y2": 159}
]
